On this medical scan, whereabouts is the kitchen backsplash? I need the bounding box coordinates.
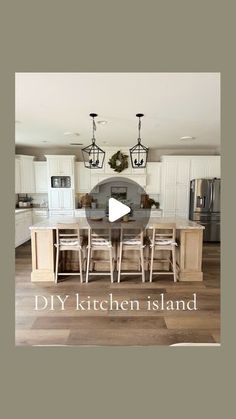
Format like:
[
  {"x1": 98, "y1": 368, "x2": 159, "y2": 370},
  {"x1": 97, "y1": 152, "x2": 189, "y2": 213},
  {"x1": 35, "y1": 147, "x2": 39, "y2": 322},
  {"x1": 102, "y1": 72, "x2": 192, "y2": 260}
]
[
  {"x1": 76, "y1": 181, "x2": 160, "y2": 208},
  {"x1": 15, "y1": 193, "x2": 48, "y2": 207}
]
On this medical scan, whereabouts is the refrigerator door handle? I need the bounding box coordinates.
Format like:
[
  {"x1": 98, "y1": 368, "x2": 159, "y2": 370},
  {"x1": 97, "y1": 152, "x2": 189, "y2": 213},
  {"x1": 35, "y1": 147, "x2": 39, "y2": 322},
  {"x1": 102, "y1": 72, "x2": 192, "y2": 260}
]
[
  {"x1": 210, "y1": 181, "x2": 214, "y2": 211},
  {"x1": 197, "y1": 196, "x2": 206, "y2": 208}
]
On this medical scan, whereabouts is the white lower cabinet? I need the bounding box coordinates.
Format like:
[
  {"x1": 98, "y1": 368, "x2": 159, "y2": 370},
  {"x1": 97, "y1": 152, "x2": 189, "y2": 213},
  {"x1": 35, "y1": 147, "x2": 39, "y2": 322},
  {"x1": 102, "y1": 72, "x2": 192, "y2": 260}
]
[
  {"x1": 15, "y1": 158, "x2": 21, "y2": 193},
  {"x1": 15, "y1": 210, "x2": 32, "y2": 247},
  {"x1": 49, "y1": 210, "x2": 74, "y2": 217},
  {"x1": 32, "y1": 209, "x2": 48, "y2": 224}
]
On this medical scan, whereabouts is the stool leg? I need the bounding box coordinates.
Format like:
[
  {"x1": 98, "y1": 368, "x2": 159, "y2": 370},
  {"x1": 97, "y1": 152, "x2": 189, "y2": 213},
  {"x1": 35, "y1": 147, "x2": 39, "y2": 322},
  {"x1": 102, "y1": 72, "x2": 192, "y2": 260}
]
[
  {"x1": 172, "y1": 245, "x2": 177, "y2": 282},
  {"x1": 149, "y1": 245, "x2": 154, "y2": 282},
  {"x1": 55, "y1": 246, "x2": 59, "y2": 283},
  {"x1": 140, "y1": 247, "x2": 145, "y2": 283},
  {"x1": 78, "y1": 249, "x2": 83, "y2": 283},
  {"x1": 117, "y1": 242, "x2": 122, "y2": 283},
  {"x1": 86, "y1": 246, "x2": 91, "y2": 283}
]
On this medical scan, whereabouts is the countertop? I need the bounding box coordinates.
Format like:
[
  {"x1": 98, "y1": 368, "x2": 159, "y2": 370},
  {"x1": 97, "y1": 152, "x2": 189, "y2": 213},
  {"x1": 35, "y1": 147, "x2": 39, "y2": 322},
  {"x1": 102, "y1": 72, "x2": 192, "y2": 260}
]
[
  {"x1": 15, "y1": 208, "x2": 32, "y2": 213},
  {"x1": 30, "y1": 217, "x2": 204, "y2": 230},
  {"x1": 15, "y1": 208, "x2": 48, "y2": 213},
  {"x1": 75, "y1": 207, "x2": 163, "y2": 211}
]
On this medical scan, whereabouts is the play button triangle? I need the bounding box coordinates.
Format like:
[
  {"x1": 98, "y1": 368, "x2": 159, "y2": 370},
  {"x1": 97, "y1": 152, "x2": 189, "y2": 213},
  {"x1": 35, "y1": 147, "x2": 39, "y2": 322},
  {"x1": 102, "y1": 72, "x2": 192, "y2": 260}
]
[{"x1": 108, "y1": 198, "x2": 131, "y2": 222}]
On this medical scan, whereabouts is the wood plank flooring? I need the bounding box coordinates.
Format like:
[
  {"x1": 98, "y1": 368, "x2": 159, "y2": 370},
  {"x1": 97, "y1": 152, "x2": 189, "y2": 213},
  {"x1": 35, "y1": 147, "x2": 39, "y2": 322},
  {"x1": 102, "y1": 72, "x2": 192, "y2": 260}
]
[{"x1": 15, "y1": 241, "x2": 220, "y2": 346}]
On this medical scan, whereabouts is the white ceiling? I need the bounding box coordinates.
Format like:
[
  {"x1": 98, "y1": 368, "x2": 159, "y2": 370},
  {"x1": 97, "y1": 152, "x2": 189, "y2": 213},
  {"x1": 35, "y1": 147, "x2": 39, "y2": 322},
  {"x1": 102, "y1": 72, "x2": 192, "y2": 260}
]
[{"x1": 15, "y1": 73, "x2": 220, "y2": 149}]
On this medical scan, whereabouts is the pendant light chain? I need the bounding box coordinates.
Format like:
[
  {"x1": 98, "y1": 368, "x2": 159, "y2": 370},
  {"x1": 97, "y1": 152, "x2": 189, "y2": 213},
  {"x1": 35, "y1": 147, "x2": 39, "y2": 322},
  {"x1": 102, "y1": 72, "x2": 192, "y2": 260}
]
[
  {"x1": 92, "y1": 115, "x2": 96, "y2": 144},
  {"x1": 138, "y1": 116, "x2": 141, "y2": 143}
]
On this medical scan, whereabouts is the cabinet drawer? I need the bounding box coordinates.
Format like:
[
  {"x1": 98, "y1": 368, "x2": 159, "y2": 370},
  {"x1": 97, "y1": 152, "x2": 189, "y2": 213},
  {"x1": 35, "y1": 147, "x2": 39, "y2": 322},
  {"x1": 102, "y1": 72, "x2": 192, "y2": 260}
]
[{"x1": 49, "y1": 210, "x2": 74, "y2": 217}]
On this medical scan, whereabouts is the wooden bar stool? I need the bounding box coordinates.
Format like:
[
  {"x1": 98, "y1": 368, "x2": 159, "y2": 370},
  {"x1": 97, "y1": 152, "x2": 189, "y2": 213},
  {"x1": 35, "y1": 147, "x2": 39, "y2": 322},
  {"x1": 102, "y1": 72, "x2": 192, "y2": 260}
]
[
  {"x1": 148, "y1": 223, "x2": 178, "y2": 282},
  {"x1": 117, "y1": 228, "x2": 145, "y2": 283},
  {"x1": 86, "y1": 228, "x2": 115, "y2": 283},
  {"x1": 54, "y1": 223, "x2": 84, "y2": 283}
]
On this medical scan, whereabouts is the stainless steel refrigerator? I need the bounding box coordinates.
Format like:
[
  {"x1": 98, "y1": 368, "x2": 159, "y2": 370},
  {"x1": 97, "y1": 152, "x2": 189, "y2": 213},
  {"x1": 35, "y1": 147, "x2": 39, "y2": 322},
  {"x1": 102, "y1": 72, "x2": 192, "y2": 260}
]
[{"x1": 189, "y1": 178, "x2": 220, "y2": 242}]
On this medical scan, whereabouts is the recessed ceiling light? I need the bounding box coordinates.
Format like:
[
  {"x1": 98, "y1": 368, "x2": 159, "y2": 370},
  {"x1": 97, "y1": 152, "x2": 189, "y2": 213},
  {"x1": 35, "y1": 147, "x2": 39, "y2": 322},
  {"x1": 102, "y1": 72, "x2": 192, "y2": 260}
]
[
  {"x1": 97, "y1": 120, "x2": 108, "y2": 125},
  {"x1": 69, "y1": 142, "x2": 83, "y2": 146},
  {"x1": 179, "y1": 136, "x2": 196, "y2": 141}
]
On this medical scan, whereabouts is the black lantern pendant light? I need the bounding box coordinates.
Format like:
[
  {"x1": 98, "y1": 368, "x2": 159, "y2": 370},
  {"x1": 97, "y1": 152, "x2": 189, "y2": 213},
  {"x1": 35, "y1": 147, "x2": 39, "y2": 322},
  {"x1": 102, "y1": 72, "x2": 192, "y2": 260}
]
[
  {"x1": 130, "y1": 113, "x2": 148, "y2": 168},
  {"x1": 82, "y1": 113, "x2": 105, "y2": 169}
]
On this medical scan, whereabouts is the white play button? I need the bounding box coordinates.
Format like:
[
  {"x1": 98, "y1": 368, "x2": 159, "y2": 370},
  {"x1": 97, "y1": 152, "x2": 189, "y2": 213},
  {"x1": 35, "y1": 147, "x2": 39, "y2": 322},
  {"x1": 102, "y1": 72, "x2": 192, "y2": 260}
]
[{"x1": 108, "y1": 198, "x2": 131, "y2": 222}]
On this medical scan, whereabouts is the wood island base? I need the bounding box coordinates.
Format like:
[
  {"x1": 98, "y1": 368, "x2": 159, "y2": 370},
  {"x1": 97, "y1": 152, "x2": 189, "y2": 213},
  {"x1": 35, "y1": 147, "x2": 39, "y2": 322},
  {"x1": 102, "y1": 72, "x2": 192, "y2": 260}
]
[{"x1": 30, "y1": 221, "x2": 203, "y2": 283}]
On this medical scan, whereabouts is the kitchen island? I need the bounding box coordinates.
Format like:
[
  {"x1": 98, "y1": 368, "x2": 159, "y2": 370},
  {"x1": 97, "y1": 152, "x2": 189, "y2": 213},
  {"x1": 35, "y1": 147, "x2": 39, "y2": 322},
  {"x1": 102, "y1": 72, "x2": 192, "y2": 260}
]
[{"x1": 30, "y1": 217, "x2": 204, "y2": 282}]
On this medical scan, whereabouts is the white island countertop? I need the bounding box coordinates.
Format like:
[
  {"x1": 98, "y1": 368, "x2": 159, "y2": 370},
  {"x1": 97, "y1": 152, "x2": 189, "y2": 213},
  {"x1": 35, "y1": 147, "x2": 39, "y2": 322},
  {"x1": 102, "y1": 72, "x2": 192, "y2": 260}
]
[{"x1": 30, "y1": 217, "x2": 204, "y2": 230}]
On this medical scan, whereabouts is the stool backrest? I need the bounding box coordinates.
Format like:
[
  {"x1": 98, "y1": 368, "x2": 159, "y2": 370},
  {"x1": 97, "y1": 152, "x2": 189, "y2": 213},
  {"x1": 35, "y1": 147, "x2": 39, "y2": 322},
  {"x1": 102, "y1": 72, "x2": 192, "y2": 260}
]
[
  {"x1": 150, "y1": 223, "x2": 176, "y2": 242},
  {"x1": 56, "y1": 223, "x2": 81, "y2": 246}
]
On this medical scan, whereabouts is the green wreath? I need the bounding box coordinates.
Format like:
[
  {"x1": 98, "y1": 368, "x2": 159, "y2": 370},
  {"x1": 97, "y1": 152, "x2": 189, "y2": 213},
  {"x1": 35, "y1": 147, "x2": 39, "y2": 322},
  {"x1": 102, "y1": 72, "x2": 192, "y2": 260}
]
[{"x1": 108, "y1": 150, "x2": 129, "y2": 173}]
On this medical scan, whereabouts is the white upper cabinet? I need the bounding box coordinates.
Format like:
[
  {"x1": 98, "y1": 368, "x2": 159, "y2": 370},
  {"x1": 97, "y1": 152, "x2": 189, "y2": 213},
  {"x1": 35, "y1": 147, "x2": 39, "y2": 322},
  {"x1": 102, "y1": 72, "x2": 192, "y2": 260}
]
[
  {"x1": 207, "y1": 156, "x2": 221, "y2": 178},
  {"x1": 45, "y1": 155, "x2": 75, "y2": 177},
  {"x1": 34, "y1": 162, "x2": 48, "y2": 193},
  {"x1": 164, "y1": 160, "x2": 178, "y2": 185},
  {"x1": 15, "y1": 158, "x2": 21, "y2": 193},
  {"x1": 176, "y1": 160, "x2": 190, "y2": 184},
  {"x1": 190, "y1": 156, "x2": 221, "y2": 180},
  {"x1": 145, "y1": 162, "x2": 162, "y2": 194},
  {"x1": 49, "y1": 189, "x2": 74, "y2": 210},
  {"x1": 75, "y1": 162, "x2": 91, "y2": 193},
  {"x1": 16, "y1": 155, "x2": 35, "y2": 193}
]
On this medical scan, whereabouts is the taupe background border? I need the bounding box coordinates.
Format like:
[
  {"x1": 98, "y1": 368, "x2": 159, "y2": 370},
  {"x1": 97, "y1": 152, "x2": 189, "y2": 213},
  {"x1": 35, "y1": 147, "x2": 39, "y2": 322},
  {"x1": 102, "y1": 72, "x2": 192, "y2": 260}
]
[{"x1": 1, "y1": 0, "x2": 235, "y2": 417}]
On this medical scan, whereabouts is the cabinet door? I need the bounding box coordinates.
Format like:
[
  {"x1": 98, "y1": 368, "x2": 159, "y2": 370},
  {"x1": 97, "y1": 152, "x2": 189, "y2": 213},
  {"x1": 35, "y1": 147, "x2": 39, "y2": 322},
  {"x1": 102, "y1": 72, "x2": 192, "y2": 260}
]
[
  {"x1": 163, "y1": 185, "x2": 176, "y2": 214},
  {"x1": 59, "y1": 158, "x2": 74, "y2": 175},
  {"x1": 146, "y1": 163, "x2": 161, "y2": 194},
  {"x1": 190, "y1": 158, "x2": 208, "y2": 180},
  {"x1": 176, "y1": 160, "x2": 190, "y2": 184},
  {"x1": 49, "y1": 189, "x2": 61, "y2": 209},
  {"x1": 15, "y1": 159, "x2": 21, "y2": 193},
  {"x1": 20, "y1": 158, "x2": 35, "y2": 193},
  {"x1": 48, "y1": 159, "x2": 59, "y2": 177},
  {"x1": 164, "y1": 161, "x2": 177, "y2": 185},
  {"x1": 60, "y1": 189, "x2": 74, "y2": 209},
  {"x1": 24, "y1": 212, "x2": 33, "y2": 241},
  {"x1": 175, "y1": 185, "x2": 189, "y2": 218},
  {"x1": 207, "y1": 156, "x2": 221, "y2": 178},
  {"x1": 75, "y1": 162, "x2": 91, "y2": 192},
  {"x1": 15, "y1": 219, "x2": 23, "y2": 247},
  {"x1": 34, "y1": 162, "x2": 48, "y2": 193}
]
